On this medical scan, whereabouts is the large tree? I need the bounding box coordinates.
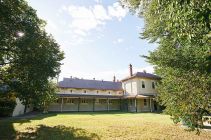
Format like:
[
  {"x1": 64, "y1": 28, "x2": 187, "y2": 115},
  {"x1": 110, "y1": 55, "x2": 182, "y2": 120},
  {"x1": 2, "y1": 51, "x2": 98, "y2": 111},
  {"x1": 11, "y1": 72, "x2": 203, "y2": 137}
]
[
  {"x1": 121, "y1": 0, "x2": 211, "y2": 131},
  {"x1": 0, "y1": 0, "x2": 64, "y2": 112}
]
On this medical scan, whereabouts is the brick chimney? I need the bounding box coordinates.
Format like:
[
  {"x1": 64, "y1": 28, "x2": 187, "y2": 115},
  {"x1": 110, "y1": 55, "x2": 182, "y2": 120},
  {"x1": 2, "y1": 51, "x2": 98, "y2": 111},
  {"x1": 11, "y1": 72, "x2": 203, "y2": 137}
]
[
  {"x1": 129, "y1": 64, "x2": 133, "y2": 77},
  {"x1": 113, "y1": 75, "x2": 116, "y2": 82}
]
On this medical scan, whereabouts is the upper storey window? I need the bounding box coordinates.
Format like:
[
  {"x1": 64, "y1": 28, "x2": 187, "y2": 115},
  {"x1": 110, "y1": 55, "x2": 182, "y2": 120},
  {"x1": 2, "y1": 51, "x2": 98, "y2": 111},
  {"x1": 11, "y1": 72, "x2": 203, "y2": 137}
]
[
  {"x1": 152, "y1": 82, "x2": 155, "y2": 89},
  {"x1": 142, "y1": 81, "x2": 145, "y2": 88}
]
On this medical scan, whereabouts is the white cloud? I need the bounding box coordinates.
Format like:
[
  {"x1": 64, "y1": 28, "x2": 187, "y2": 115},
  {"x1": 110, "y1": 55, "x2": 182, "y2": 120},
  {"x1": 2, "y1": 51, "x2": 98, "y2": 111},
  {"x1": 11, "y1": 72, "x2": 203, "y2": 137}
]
[
  {"x1": 113, "y1": 38, "x2": 124, "y2": 44},
  {"x1": 45, "y1": 20, "x2": 58, "y2": 34},
  {"x1": 73, "y1": 29, "x2": 87, "y2": 36},
  {"x1": 117, "y1": 38, "x2": 124, "y2": 43},
  {"x1": 139, "y1": 66, "x2": 155, "y2": 74},
  {"x1": 62, "y1": 2, "x2": 128, "y2": 38},
  {"x1": 93, "y1": 5, "x2": 110, "y2": 20},
  {"x1": 94, "y1": 0, "x2": 101, "y2": 3},
  {"x1": 108, "y1": 2, "x2": 128, "y2": 21}
]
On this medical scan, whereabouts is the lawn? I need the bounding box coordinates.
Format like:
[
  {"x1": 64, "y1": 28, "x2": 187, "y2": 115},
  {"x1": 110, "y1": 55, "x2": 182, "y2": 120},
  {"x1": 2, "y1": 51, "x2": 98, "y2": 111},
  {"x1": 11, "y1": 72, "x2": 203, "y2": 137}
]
[{"x1": 0, "y1": 112, "x2": 211, "y2": 140}]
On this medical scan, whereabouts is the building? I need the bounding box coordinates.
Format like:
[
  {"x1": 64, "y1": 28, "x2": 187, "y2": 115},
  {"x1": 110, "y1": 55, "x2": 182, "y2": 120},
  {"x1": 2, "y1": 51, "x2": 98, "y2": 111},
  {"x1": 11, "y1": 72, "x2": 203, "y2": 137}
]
[{"x1": 48, "y1": 64, "x2": 161, "y2": 112}]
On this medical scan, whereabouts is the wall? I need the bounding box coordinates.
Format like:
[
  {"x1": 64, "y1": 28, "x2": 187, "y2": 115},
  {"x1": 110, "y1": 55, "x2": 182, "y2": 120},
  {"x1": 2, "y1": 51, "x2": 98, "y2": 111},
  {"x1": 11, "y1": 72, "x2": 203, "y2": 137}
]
[
  {"x1": 123, "y1": 78, "x2": 158, "y2": 96},
  {"x1": 12, "y1": 98, "x2": 33, "y2": 116},
  {"x1": 59, "y1": 88, "x2": 123, "y2": 96},
  {"x1": 48, "y1": 103, "x2": 61, "y2": 112},
  {"x1": 48, "y1": 98, "x2": 121, "y2": 112},
  {"x1": 125, "y1": 98, "x2": 155, "y2": 112},
  {"x1": 123, "y1": 78, "x2": 138, "y2": 95},
  {"x1": 127, "y1": 99, "x2": 136, "y2": 112},
  {"x1": 136, "y1": 78, "x2": 158, "y2": 95},
  {"x1": 63, "y1": 98, "x2": 79, "y2": 111},
  {"x1": 109, "y1": 99, "x2": 120, "y2": 111},
  {"x1": 78, "y1": 98, "x2": 93, "y2": 111},
  {"x1": 137, "y1": 99, "x2": 154, "y2": 112},
  {"x1": 94, "y1": 99, "x2": 107, "y2": 111}
]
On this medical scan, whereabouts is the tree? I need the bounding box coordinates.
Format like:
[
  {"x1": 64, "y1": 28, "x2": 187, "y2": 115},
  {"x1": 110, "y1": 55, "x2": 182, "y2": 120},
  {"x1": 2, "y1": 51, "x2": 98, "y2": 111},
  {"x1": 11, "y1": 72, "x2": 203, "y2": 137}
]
[
  {"x1": 0, "y1": 66, "x2": 17, "y2": 116},
  {"x1": 35, "y1": 81, "x2": 58, "y2": 113},
  {"x1": 0, "y1": 0, "x2": 64, "y2": 112},
  {"x1": 121, "y1": 0, "x2": 211, "y2": 131}
]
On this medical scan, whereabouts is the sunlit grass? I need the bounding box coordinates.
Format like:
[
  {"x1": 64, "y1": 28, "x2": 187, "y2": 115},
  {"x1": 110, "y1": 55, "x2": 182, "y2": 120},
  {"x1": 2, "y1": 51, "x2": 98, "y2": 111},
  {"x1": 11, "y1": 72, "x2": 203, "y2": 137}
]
[{"x1": 0, "y1": 112, "x2": 211, "y2": 140}]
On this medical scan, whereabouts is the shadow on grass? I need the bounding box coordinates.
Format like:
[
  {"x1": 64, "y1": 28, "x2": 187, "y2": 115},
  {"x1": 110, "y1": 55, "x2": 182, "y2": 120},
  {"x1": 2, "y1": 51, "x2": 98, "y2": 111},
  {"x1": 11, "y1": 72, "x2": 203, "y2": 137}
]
[
  {"x1": 0, "y1": 111, "x2": 162, "y2": 139},
  {"x1": 0, "y1": 116, "x2": 100, "y2": 140},
  {"x1": 0, "y1": 113, "x2": 58, "y2": 140},
  {"x1": 17, "y1": 125, "x2": 100, "y2": 140}
]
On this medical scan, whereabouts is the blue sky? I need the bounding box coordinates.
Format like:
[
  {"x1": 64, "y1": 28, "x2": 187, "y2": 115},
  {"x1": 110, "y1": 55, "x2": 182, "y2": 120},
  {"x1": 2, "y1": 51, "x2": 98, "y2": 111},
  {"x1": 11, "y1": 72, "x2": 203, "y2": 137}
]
[{"x1": 27, "y1": 0, "x2": 157, "y2": 81}]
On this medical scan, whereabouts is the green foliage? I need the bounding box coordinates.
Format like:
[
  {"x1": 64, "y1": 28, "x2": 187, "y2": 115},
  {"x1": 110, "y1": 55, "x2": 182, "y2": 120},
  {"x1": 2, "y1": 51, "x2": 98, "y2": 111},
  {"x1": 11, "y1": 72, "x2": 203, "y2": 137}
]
[
  {"x1": 0, "y1": 93, "x2": 16, "y2": 117},
  {"x1": 35, "y1": 81, "x2": 58, "y2": 113},
  {"x1": 122, "y1": 0, "x2": 211, "y2": 131},
  {"x1": 0, "y1": 0, "x2": 64, "y2": 112},
  {"x1": 0, "y1": 66, "x2": 17, "y2": 117}
]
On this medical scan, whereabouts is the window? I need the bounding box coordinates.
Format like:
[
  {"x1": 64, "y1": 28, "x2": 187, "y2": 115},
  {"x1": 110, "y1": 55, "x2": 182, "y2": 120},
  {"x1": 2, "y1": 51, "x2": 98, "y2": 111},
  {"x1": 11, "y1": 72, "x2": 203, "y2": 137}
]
[
  {"x1": 97, "y1": 91, "x2": 99, "y2": 94},
  {"x1": 152, "y1": 82, "x2": 155, "y2": 89},
  {"x1": 84, "y1": 90, "x2": 86, "y2": 93},
  {"x1": 81, "y1": 99, "x2": 88, "y2": 103},
  {"x1": 118, "y1": 92, "x2": 122, "y2": 95},
  {"x1": 95, "y1": 99, "x2": 99, "y2": 103},
  {"x1": 99, "y1": 99, "x2": 106, "y2": 104},
  {"x1": 70, "y1": 90, "x2": 72, "y2": 93},
  {"x1": 142, "y1": 81, "x2": 145, "y2": 88},
  {"x1": 129, "y1": 99, "x2": 133, "y2": 106},
  {"x1": 144, "y1": 99, "x2": 147, "y2": 106},
  {"x1": 108, "y1": 91, "x2": 111, "y2": 94},
  {"x1": 65, "y1": 98, "x2": 74, "y2": 104},
  {"x1": 109, "y1": 100, "x2": 115, "y2": 104},
  {"x1": 56, "y1": 98, "x2": 62, "y2": 103}
]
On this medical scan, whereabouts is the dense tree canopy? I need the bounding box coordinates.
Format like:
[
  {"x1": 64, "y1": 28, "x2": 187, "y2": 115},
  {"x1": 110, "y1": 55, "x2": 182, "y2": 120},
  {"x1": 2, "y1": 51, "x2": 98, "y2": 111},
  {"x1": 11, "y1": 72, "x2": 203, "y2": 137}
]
[
  {"x1": 0, "y1": 0, "x2": 64, "y2": 113},
  {"x1": 121, "y1": 0, "x2": 211, "y2": 131}
]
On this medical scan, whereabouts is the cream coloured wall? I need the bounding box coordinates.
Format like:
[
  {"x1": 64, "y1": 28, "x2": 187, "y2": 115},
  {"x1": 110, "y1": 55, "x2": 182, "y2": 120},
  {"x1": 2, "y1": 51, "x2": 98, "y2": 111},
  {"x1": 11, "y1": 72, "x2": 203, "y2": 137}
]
[
  {"x1": 137, "y1": 99, "x2": 154, "y2": 112},
  {"x1": 59, "y1": 88, "x2": 123, "y2": 96},
  {"x1": 136, "y1": 78, "x2": 158, "y2": 95},
  {"x1": 123, "y1": 78, "x2": 138, "y2": 95},
  {"x1": 48, "y1": 98, "x2": 121, "y2": 112},
  {"x1": 123, "y1": 78, "x2": 158, "y2": 95}
]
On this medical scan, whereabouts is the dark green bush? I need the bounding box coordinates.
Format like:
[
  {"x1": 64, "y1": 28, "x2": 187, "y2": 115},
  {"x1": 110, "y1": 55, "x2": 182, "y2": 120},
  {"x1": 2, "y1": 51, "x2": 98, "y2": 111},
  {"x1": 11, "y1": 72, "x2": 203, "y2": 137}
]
[{"x1": 0, "y1": 94, "x2": 16, "y2": 117}]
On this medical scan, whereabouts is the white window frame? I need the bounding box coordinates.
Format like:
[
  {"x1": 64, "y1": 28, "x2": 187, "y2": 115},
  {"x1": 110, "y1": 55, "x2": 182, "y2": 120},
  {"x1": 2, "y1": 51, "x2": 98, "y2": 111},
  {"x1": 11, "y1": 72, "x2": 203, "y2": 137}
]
[
  {"x1": 81, "y1": 99, "x2": 88, "y2": 104},
  {"x1": 142, "y1": 81, "x2": 145, "y2": 88},
  {"x1": 144, "y1": 99, "x2": 147, "y2": 106}
]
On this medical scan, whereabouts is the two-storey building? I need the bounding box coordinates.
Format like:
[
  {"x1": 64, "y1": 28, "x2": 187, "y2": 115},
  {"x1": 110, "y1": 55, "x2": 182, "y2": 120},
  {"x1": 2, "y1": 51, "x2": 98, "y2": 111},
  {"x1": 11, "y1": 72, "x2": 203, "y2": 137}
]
[{"x1": 48, "y1": 64, "x2": 161, "y2": 112}]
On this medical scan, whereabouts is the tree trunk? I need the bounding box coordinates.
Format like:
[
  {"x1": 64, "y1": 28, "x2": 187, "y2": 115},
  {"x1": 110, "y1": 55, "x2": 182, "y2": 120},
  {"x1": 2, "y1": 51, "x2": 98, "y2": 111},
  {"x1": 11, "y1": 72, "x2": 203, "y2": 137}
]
[
  {"x1": 24, "y1": 104, "x2": 27, "y2": 113},
  {"x1": 24, "y1": 100, "x2": 28, "y2": 113}
]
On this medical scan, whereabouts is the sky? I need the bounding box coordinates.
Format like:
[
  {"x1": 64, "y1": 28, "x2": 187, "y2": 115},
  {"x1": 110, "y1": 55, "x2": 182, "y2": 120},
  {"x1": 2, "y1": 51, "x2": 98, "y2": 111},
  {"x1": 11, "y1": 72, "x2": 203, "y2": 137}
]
[{"x1": 27, "y1": 0, "x2": 158, "y2": 81}]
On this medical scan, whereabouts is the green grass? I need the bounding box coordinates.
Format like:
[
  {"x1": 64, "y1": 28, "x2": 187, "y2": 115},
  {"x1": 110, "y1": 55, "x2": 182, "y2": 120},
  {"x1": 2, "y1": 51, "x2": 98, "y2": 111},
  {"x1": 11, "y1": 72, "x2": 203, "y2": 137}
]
[{"x1": 0, "y1": 112, "x2": 211, "y2": 140}]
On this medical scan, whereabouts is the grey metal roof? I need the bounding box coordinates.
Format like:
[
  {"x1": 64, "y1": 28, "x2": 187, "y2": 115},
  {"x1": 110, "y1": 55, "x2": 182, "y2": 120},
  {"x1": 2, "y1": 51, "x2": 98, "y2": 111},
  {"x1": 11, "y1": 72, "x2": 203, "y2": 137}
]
[
  {"x1": 58, "y1": 78, "x2": 123, "y2": 91},
  {"x1": 124, "y1": 94, "x2": 155, "y2": 99},
  {"x1": 121, "y1": 72, "x2": 161, "y2": 81}
]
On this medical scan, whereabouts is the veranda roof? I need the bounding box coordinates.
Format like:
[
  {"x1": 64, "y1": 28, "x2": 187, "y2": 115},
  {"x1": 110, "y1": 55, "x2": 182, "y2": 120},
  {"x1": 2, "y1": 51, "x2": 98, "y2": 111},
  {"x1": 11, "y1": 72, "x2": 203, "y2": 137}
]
[{"x1": 124, "y1": 94, "x2": 155, "y2": 99}]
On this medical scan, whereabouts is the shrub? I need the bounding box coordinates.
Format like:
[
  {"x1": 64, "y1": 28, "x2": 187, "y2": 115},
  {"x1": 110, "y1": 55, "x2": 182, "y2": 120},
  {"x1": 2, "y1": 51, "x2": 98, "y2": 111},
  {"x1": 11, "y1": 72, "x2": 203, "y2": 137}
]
[{"x1": 0, "y1": 93, "x2": 16, "y2": 117}]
